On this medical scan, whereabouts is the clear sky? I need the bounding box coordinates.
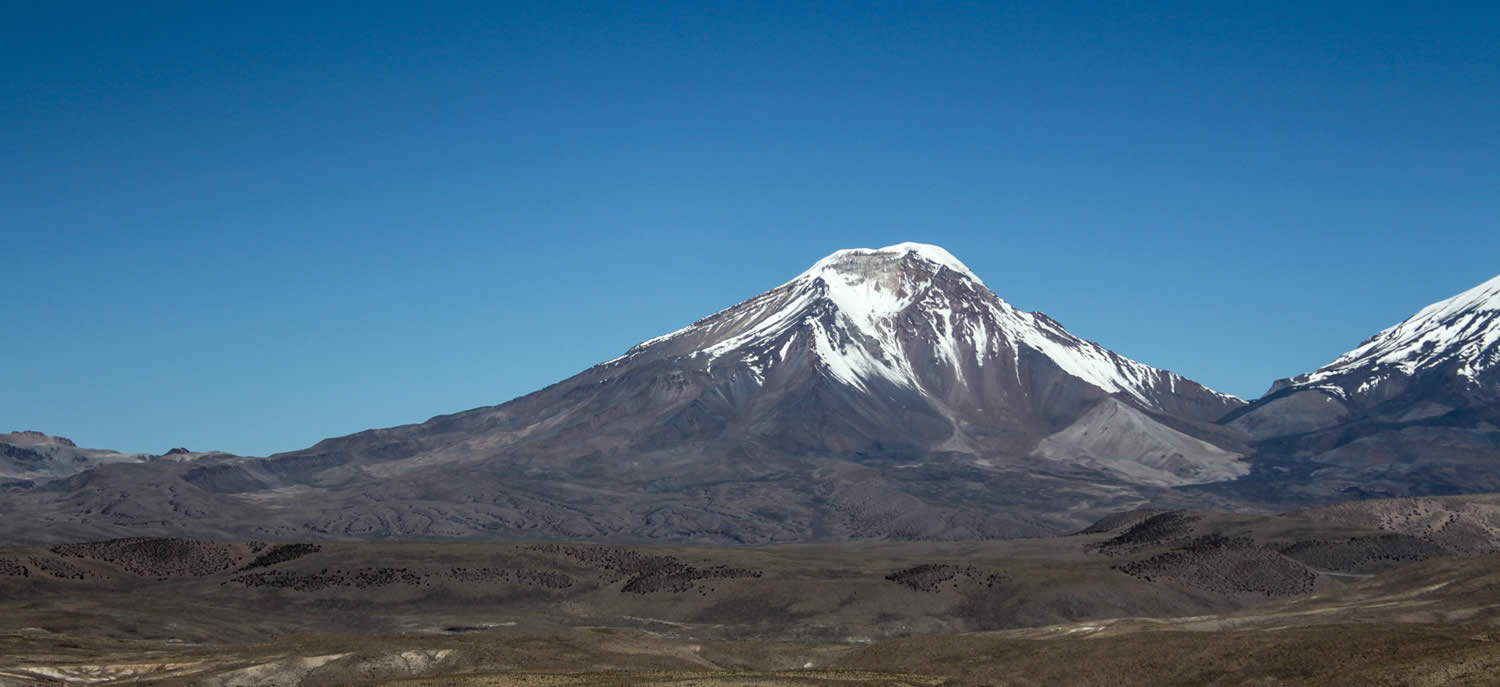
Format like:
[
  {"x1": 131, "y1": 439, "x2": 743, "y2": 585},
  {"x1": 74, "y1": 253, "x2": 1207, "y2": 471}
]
[{"x1": 4, "y1": 1, "x2": 1497, "y2": 456}]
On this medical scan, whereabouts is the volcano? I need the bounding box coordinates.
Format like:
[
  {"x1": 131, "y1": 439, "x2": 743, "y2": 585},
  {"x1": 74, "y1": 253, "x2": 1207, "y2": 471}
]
[{"x1": 3, "y1": 243, "x2": 1253, "y2": 544}]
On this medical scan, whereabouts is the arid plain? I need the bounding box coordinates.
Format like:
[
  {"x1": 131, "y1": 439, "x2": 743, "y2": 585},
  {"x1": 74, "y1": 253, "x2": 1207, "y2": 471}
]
[{"x1": 4, "y1": 494, "x2": 1500, "y2": 685}]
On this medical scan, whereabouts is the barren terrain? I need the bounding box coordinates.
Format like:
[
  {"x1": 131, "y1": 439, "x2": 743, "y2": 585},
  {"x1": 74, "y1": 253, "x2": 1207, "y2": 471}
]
[{"x1": 3, "y1": 496, "x2": 1500, "y2": 685}]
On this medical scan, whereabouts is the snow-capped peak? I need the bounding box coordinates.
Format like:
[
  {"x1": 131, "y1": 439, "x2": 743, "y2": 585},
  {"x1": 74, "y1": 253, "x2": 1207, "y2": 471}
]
[
  {"x1": 607, "y1": 243, "x2": 1240, "y2": 414},
  {"x1": 799, "y1": 242, "x2": 985, "y2": 287},
  {"x1": 786, "y1": 243, "x2": 987, "y2": 360},
  {"x1": 1292, "y1": 273, "x2": 1500, "y2": 392}
]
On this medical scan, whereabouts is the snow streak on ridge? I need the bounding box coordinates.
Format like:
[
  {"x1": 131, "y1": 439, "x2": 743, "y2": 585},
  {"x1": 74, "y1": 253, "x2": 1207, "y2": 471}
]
[{"x1": 606, "y1": 242, "x2": 1239, "y2": 408}]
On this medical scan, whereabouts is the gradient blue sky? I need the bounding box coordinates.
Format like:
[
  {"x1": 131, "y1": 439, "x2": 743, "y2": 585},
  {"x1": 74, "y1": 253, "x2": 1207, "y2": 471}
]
[{"x1": 4, "y1": 1, "x2": 1497, "y2": 456}]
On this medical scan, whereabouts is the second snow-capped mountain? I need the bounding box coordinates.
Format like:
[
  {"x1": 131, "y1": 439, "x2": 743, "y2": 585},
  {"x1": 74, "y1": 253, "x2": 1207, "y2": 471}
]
[{"x1": 1217, "y1": 273, "x2": 1500, "y2": 504}]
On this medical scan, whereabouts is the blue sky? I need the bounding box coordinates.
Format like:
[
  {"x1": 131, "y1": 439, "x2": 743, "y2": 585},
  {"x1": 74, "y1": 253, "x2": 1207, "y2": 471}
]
[{"x1": 4, "y1": 1, "x2": 1496, "y2": 456}]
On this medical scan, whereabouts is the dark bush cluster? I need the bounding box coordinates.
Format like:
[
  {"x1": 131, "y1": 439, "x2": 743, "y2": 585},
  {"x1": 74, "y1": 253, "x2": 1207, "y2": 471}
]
[
  {"x1": 621, "y1": 563, "x2": 760, "y2": 594},
  {"x1": 885, "y1": 564, "x2": 1005, "y2": 592},
  {"x1": 1092, "y1": 511, "x2": 1200, "y2": 555},
  {"x1": 523, "y1": 543, "x2": 658, "y2": 581},
  {"x1": 524, "y1": 543, "x2": 761, "y2": 593},
  {"x1": 51, "y1": 538, "x2": 242, "y2": 579},
  {"x1": 1075, "y1": 509, "x2": 1173, "y2": 535},
  {"x1": 232, "y1": 564, "x2": 576, "y2": 592},
  {"x1": 232, "y1": 566, "x2": 427, "y2": 591},
  {"x1": 28, "y1": 556, "x2": 88, "y2": 580},
  {"x1": 1280, "y1": 534, "x2": 1447, "y2": 574},
  {"x1": 0, "y1": 557, "x2": 28, "y2": 577},
  {"x1": 239, "y1": 543, "x2": 323, "y2": 571},
  {"x1": 447, "y1": 566, "x2": 574, "y2": 589},
  {"x1": 1114, "y1": 534, "x2": 1317, "y2": 597}
]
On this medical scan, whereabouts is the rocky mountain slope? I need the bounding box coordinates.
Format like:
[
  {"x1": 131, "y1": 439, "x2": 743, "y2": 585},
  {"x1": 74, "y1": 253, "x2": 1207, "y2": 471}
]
[
  {"x1": 1214, "y1": 274, "x2": 1500, "y2": 503},
  {"x1": 14, "y1": 248, "x2": 1492, "y2": 545},
  {"x1": 0, "y1": 432, "x2": 153, "y2": 486},
  {"x1": 1, "y1": 244, "x2": 1250, "y2": 544}
]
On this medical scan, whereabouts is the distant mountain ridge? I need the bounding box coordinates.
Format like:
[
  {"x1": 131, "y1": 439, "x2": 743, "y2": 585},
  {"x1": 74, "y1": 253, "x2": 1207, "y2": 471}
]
[
  {"x1": 1, "y1": 244, "x2": 1250, "y2": 543},
  {"x1": 0, "y1": 431, "x2": 149, "y2": 485},
  {"x1": 1267, "y1": 273, "x2": 1499, "y2": 413},
  {"x1": 1216, "y1": 273, "x2": 1500, "y2": 503},
  {"x1": 2, "y1": 247, "x2": 1496, "y2": 546}
]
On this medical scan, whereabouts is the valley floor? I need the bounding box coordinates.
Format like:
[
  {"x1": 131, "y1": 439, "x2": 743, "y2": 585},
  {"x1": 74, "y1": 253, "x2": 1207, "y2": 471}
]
[
  {"x1": 2, "y1": 623, "x2": 1499, "y2": 686},
  {"x1": 5, "y1": 497, "x2": 1500, "y2": 685}
]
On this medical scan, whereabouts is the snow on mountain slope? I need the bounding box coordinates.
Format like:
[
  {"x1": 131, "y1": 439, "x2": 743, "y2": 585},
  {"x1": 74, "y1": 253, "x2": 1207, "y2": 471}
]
[
  {"x1": 1285, "y1": 274, "x2": 1500, "y2": 398},
  {"x1": 608, "y1": 242, "x2": 1240, "y2": 416},
  {"x1": 1221, "y1": 275, "x2": 1500, "y2": 501},
  {"x1": 2, "y1": 244, "x2": 1267, "y2": 545}
]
